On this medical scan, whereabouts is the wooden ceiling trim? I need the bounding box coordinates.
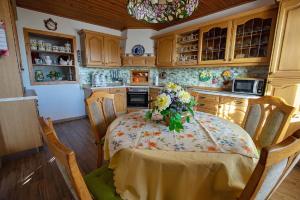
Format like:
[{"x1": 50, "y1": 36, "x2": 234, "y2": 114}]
[{"x1": 16, "y1": 0, "x2": 256, "y2": 31}]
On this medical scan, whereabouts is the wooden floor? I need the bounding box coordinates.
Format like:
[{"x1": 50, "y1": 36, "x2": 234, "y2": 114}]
[{"x1": 0, "y1": 118, "x2": 299, "y2": 200}]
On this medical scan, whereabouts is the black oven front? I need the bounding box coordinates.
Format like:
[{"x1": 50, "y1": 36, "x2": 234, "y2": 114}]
[{"x1": 127, "y1": 88, "x2": 149, "y2": 107}]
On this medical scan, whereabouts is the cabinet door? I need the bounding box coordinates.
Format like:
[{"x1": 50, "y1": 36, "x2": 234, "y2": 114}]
[
  {"x1": 199, "y1": 21, "x2": 232, "y2": 65},
  {"x1": 269, "y1": 0, "x2": 300, "y2": 79},
  {"x1": 156, "y1": 36, "x2": 175, "y2": 67},
  {"x1": 149, "y1": 88, "x2": 161, "y2": 108},
  {"x1": 266, "y1": 78, "x2": 300, "y2": 110},
  {"x1": 85, "y1": 33, "x2": 105, "y2": 66},
  {"x1": 230, "y1": 10, "x2": 277, "y2": 64},
  {"x1": 104, "y1": 37, "x2": 121, "y2": 67},
  {"x1": 109, "y1": 88, "x2": 127, "y2": 114},
  {"x1": 218, "y1": 97, "x2": 248, "y2": 125}
]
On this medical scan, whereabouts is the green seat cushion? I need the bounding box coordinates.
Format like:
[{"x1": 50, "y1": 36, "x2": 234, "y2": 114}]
[{"x1": 84, "y1": 165, "x2": 121, "y2": 200}]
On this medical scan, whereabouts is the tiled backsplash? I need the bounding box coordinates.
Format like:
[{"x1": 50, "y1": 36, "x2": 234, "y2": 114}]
[{"x1": 79, "y1": 66, "x2": 268, "y2": 88}]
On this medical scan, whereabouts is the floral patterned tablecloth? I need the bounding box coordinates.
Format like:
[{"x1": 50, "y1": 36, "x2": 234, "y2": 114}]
[{"x1": 107, "y1": 110, "x2": 258, "y2": 160}]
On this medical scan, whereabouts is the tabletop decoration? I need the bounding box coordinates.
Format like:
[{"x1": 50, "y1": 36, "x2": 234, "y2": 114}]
[{"x1": 145, "y1": 82, "x2": 196, "y2": 132}]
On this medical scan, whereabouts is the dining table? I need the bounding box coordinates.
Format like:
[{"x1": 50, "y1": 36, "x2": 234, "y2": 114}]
[{"x1": 104, "y1": 110, "x2": 259, "y2": 200}]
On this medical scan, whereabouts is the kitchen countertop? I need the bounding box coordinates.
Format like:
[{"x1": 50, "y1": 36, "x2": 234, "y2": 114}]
[
  {"x1": 0, "y1": 89, "x2": 38, "y2": 102},
  {"x1": 82, "y1": 84, "x2": 261, "y2": 99}
]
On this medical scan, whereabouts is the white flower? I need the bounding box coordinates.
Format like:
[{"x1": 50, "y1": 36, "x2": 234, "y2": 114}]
[
  {"x1": 155, "y1": 93, "x2": 171, "y2": 111},
  {"x1": 166, "y1": 82, "x2": 182, "y2": 92},
  {"x1": 178, "y1": 90, "x2": 191, "y2": 104}
]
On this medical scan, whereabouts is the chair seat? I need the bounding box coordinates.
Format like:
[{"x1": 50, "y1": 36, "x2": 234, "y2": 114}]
[{"x1": 84, "y1": 165, "x2": 121, "y2": 200}]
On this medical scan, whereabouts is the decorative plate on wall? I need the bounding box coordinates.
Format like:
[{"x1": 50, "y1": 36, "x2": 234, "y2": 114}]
[{"x1": 132, "y1": 44, "x2": 145, "y2": 56}]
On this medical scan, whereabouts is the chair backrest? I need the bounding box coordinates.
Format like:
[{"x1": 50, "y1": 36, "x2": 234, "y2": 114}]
[
  {"x1": 39, "y1": 117, "x2": 92, "y2": 200},
  {"x1": 240, "y1": 129, "x2": 300, "y2": 200},
  {"x1": 86, "y1": 92, "x2": 117, "y2": 143},
  {"x1": 242, "y1": 96, "x2": 295, "y2": 148}
]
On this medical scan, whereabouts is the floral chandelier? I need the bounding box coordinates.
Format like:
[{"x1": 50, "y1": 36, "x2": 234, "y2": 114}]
[{"x1": 127, "y1": 0, "x2": 199, "y2": 23}]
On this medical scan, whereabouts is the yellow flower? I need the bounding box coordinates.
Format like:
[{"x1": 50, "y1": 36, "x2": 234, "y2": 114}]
[
  {"x1": 178, "y1": 90, "x2": 191, "y2": 103},
  {"x1": 166, "y1": 82, "x2": 181, "y2": 92},
  {"x1": 155, "y1": 93, "x2": 171, "y2": 111}
]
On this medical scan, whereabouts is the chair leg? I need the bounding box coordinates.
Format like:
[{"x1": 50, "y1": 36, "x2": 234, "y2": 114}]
[{"x1": 96, "y1": 145, "x2": 103, "y2": 168}]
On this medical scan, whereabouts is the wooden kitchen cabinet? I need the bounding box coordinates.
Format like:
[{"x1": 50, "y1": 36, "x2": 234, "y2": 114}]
[
  {"x1": 149, "y1": 88, "x2": 161, "y2": 108},
  {"x1": 156, "y1": 35, "x2": 176, "y2": 67},
  {"x1": 266, "y1": 78, "x2": 300, "y2": 110},
  {"x1": 230, "y1": 10, "x2": 277, "y2": 64},
  {"x1": 268, "y1": 0, "x2": 300, "y2": 79},
  {"x1": 80, "y1": 33, "x2": 105, "y2": 66},
  {"x1": 218, "y1": 97, "x2": 248, "y2": 125},
  {"x1": 108, "y1": 88, "x2": 127, "y2": 114},
  {"x1": 199, "y1": 21, "x2": 232, "y2": 65},
  {"x1": 191, "y1": 91, "x2": 249, "y2": 125},
  {"x1": 79, "y1": 30, "x2": 121, "y2": 67},
  {"x1": 104, "y1": 37, "x2": 121, "y2": 66},
  {"x1": 0, "y1": 99, "x2": 42, "y2": 156}
]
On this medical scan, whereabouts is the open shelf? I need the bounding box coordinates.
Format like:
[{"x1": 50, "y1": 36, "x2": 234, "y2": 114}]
[
  {"x1": 24, "y1": 28, "x2": 78, "y2": 85},
  {"x1": 176, "y1": 30, "x2": 200, "y2": 64}
]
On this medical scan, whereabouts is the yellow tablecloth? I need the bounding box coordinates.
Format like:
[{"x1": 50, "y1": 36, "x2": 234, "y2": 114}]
[{"x1": 105, "y1": 111, "x2": 258, "y2": 200}]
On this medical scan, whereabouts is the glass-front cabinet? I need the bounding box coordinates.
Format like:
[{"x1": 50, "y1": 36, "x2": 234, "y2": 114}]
[
  {"x1": 199, "y1": 21, "x2": 232, "y2": 64},
  {"x1": 230, "y1": 10, "x2": 277, "y2": 64}
]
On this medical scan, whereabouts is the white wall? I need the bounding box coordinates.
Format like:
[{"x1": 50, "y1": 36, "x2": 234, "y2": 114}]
[
  {"x1": 122, "y1": 29, "x2": 157, "y2": 54},
  {"x1": 154, "y1": 0, "x2": 275, "y2": 35},
  {"x1": 16, "y1": 7, "x2": 121, "y2": 120}
]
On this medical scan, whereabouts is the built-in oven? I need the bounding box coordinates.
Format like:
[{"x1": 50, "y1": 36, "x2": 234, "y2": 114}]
[{"x1": 127, "y1": 88, "x2": 149, "y2": 108}]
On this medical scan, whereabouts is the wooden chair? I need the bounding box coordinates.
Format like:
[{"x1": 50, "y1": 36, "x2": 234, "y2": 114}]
[
  {"x1": 239, "y1": 129, "x2": 300, "y2": 200},
  {"x1": 86, "y1": 91, "x2": 117, "y2": 167},
  {"x1": 38, "y1": 117, "x2": 121, "y2": 200},
  {"x1": 242, "y1": 96, "x2": 296, "y2": 148}
]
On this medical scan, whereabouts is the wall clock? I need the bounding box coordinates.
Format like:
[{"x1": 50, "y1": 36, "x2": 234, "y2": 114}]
[{"x1": 44, "y1": 18, "x2": 57, "y2": 31}]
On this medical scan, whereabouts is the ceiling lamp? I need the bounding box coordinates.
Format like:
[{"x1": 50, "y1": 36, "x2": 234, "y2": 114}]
[{"x1": 127, "y1": 0, "x2": 199, "y2": 23}]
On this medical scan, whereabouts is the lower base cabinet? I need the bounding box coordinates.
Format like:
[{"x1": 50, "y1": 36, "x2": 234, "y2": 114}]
[
  {"x1": 84, "y1": 87, "x2": 127, "y2": 114},
  {"x1": 191, "y1": 91, "x2": 249, "y2": 126},
  {"x1": 0, "y1": 99, "x2": 42, "y2": 156}
]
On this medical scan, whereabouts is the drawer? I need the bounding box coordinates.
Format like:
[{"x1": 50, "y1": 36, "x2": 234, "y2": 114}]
[
  {"x1": 195, "y1": 93, "x2": 220, "y2": 103},
  {"x1": 219, "y1": 97, "x2": 248, "y2": 107},
  {"x1": 109, "y1": 88, "x2": 126, "y2": 94}
]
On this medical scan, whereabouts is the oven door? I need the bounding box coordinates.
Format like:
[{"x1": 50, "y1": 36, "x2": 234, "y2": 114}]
[
  {"x1": 233, "y1": 80, "x2": 255, "y2": 94},
  {"x1": 127, "y1": 92, "x2": 149, "y2": 107}
]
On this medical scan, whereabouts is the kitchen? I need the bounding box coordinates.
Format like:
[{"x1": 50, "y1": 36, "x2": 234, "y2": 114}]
[{"x1": 1, "y1": 0, "x2": 300, "y2": 199}]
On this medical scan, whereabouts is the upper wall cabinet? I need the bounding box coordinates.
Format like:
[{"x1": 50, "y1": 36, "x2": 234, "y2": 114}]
[
  {"x1": 230, "y1": 10, "x2": 277, "y2": 64},
  {"x1": 154, "y1": 7, "x2": 278, "y2": 67},
  {"x1": 104, "y1": 37, "x2": 121, "y2": 66},
  {"x1": 269, "y1": 0, "x2": 300, "y2": 79},
  {"x1": 79, "y1": 30, "x2": 121, "y2": 67},
  {"x1": 199, "y1": 21, "x2": 232, "y2": 65},
  {"x1": 156, "y1": 35, "x2": 176, "y2": 67}
]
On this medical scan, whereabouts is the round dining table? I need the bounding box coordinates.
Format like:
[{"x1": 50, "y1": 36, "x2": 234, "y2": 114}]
[{"x1": 104, "y1": 110, "x2": 259, "y2": 200}]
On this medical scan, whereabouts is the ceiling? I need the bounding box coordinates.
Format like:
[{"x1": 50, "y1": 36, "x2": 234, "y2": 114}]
[{"x1": 16, "y1": 0, "x2": 255, "y2": 31}]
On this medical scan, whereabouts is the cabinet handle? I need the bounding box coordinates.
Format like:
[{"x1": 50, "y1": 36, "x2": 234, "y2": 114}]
[
  {"x1": 268, "y1": 72, "x2": 273, "y2": 75},
  {"x1": 200, "y1": 96, "x2": 206, "y2": 99},
  {"x1": 199, "y1": 103, "x2": 205, "y2": 106},
  {"x1": 267, "y1": 81, "x2": 272, "y2": 84}
]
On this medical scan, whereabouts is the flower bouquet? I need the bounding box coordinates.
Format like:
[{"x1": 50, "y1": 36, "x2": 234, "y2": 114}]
[{"x1": 145, "y1": 82, "x2": 196, "y2": 132}]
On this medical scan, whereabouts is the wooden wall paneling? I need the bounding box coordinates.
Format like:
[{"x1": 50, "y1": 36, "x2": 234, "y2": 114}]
[{"x1": 0, "y1": 0, "x2": 24, "y2": 98}]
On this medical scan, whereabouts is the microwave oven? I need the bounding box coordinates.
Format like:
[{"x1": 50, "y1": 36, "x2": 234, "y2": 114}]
[{"x1": 232, "y1": 78, "x2": 265, "y2": 95}]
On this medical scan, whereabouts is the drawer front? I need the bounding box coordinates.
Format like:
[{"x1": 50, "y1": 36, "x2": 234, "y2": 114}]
[
  {"x1": 109, "y1": 88, "x2": 126, "y2": 94},
  {"x1": 196, "y1": 93, "x2": 220, "y2": 103},
  {"x1": 219, "y1": 97, "x2": 248, "y2": 107}
]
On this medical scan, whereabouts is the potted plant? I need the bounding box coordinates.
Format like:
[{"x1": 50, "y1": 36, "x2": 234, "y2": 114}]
[
  {"x1": 47, "y1": 71, "x2": 61, "y2": 81},
  {"x1": 145, "y1": 82, "x2": 196, "y2": 132}
]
